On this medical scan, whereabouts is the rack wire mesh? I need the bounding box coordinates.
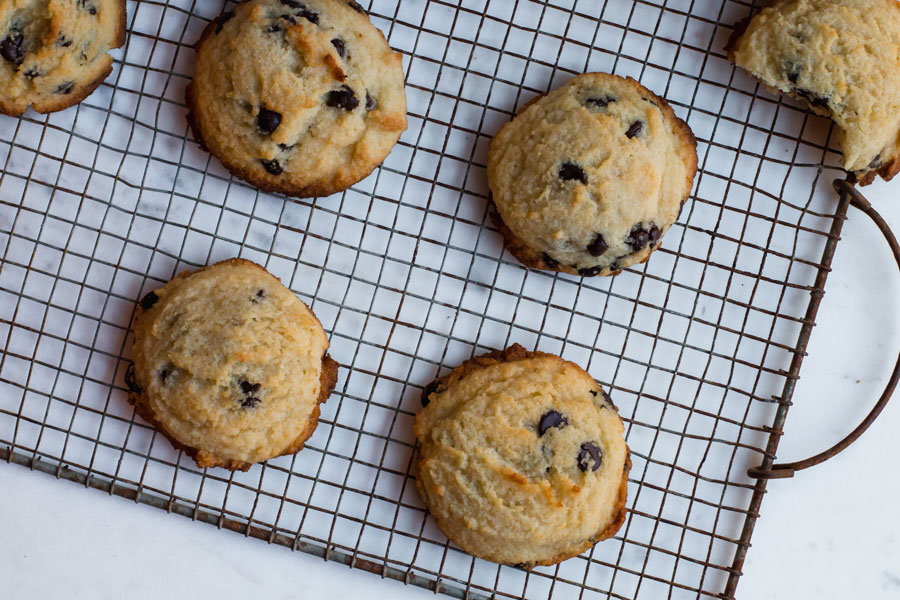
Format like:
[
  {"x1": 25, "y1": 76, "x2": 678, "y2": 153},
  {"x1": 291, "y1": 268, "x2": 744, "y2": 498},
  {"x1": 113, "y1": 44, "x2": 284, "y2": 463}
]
[{"x1": 0, "y1": 0, "x2": 855, "y2": 598}]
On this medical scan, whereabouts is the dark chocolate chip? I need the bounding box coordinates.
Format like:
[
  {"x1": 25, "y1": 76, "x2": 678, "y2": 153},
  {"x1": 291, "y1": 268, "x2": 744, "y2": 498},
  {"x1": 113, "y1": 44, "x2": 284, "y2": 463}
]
[
  {"x1": 260, "y1": 158, "x2": 283, "y2": 175},
  {"x1": 792, "y1": 87, "x2": 829, "y2": 109},
  {"x1": 256, "y1": 289, "x2": 265, "y2": 298},
  {"x1": 538, "y1": 411, "x2": 568, "y2": 436},
  {"x1": 56, "y1": 81, "x2": 75, "y2": 94},
  {"x1": 77, "y1": 0, "x2": 97, "y2": 14},
  {"x1": 139, "y1": 291, "x2": 159, "y2": 310},
  {"x1": 281, "y1": 0, "x2": 319, "y2": 23},
  {"x1": 23, "y1": 67, "x2": 41, "y2": 79},
  {"x1": 241, "y1": 396, "x2": 261, "y2": 408},
  {"x1": 421, "y1": 380, "x2": 446, "y2": 407},
  {"x1": 159, "y1": 368, "x2": 169, "y2": 383},
  {"x1": 347, "y1": 0, "x2": 365, "y2": 13},
  {"x1": 783, "y1": 60, "x2": 802, "y2": 84},
  {"x1": 577, "y1": 441, "x2": 603, "y2": 472},
  {"x1": 869, "y1": 153, "x2": 883, "y2": 169},
  {"x1": 587, "y1": 233, "x2": 608, "y2": 257},
  {"x1": 542, "y1": 252, "x2": 560, "y2": 269},
  {"x1": 648, "y1": 224, "x2": 661, "y2": 245},
  {"x1": 58, "y1": 35, "x2": 72, "y2": 47},
  {"x1": 626, "y1": 121, "x2": 643, "y2": 139},
  {"x1": 240, "y1": 381, "x2": 262, "y2": 394},
  {"x1": 215, "y1": 11, "x2": 235, "y2": 34},
  {"x1": 559, "y1": 161, "x2": 587, "y2": 184},
  {"x1": 124, "y1": 363, "x2": 141, "y2": 394},
  {"x1": 325, "y1": 84, "x2": 359, "y2": 110},
  {"x1": 281, "y1": 14, "x2": 297, "y2": 24},
  {"x1": 256, "y1": 107, "x2": 282, "y2": 135},
  {"x1": 578, "y1": 265, "x2": 604, "y2": 277},
  {"x1": 641, "y1": 96, "x2": 658, "y2": 106},
  {"x1": 265, "y1": 24, "x2": 283, "y2": 33},
  {"x1": 365, "y1": 92, "x2": 375, "y2": 111},
  {"x1": 281, "y1": 0, "x2": 303, "y2": 6},
  {"x1": 591, "y1": 388, "x2": 616, "y2": 409},
  {"x1": 0, "y1": 32, "x2": 24, "y2": 65},
  {"x1": 331, "y1": 38, "x2": 346, "y2": 58},
  {"x1": 627, "y1": 223, "x2": 654, "y2": 251},
  {"x1": 586, "y1": 95, "x2": 616, "y2": 109},
  {"x1": 278, "y1": 143, "x2": 296, "y2": 152}
]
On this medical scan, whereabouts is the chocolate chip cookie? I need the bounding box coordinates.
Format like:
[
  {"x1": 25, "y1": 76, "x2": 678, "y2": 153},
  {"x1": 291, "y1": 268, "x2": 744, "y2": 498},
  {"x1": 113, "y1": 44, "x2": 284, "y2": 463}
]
[
  {"x1": 414, "y1": 344, "x2": 630, "y2": 567},
  {"x1": 127, "y1": 258, "x2": 339, "y2": 471},
  {"x1": 487, "y1": 73, "x2": 697, "y2": 277},
  {"x1": 186, "y1": 0, "x2": 407, "y2": 198},
  {"x1": 727, "y1": 0, "x2": 900, "y2": 185},
  {"x1": 0, "y1": 0, "x2": 126, "y2": 115}
]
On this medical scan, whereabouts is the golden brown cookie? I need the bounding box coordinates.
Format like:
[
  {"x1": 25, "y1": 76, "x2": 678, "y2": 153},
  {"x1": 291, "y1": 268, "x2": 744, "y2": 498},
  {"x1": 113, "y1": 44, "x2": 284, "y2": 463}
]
[
  {"x1": 126, "y1": 258, "x2": 338, "y2": 471},
  {"x1": 727, "y1": 0, "x2": 900, "y2": 185},
  {"x1": 186, "y1": 0, "x2": 407, "y2": 198},
  {"x1": 0, "y1": 0, "x2": 126, "y2": 115},
  {"x1": 487, "y1": 73, "x2": 697, "y2": 277},
  {"x1": 414, "y1": 344, "x2": 630, "y2": 567}
]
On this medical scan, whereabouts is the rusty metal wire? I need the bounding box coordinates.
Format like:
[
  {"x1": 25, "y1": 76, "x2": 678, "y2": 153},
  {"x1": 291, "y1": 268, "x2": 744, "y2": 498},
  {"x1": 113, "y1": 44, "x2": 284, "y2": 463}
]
[{"x1": 0, "y1": 1, "x2": 851, "y2": 598}]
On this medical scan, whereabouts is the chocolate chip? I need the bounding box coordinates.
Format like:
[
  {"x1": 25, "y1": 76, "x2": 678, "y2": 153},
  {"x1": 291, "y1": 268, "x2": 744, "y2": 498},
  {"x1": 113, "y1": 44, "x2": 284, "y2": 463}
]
[
  {"x1": 241, "y1": 396, "x2": 261, "y2": 408},
  {"x1": 578, "y1": 265, "x2": 604, "y2": 277},
  {"x1": 538, "y1": 411, "x2": 568, "y2": 436},
  {"x1": 347, "y1": 1, "x2": 365, "y2": 13},
  {"x1": 256, "y1": 289, "x2": 265, "y2": 298},
  {"x1": 139, "y1": 291, "x2": 159, "y2": 310},
  {"x1": 260, "y1": 158, "x2": 283, "y2": 175},
  {"x1": 159, "y1": 368, "x2": 169, "y2": 383},
  {"x1": 421, "y1": 380, "x2": 446, "y2": 407},
  {"x1": 279, "y1": 1, "x2": 319, "y2": 24},
  {"x1": 792, "y1": 87, "x2": 829, "y2": 109},
  {"x1": 281, "y1": 14, "x2": 297, "y2": 24},
  {"x1": 1, "y1": 32, "x2": 24, "y2": 65},
  {"x1": 641, "y1": 96, "x2": 658, "y2": 106},
  {"x1": 240, "y1": 381, "x2": 262, "y2": 394},
  {"x1": 56, "y1": 81, "x2": 74, "y2": 94},
  {"x1": 77, "y1": 0, "x2": 97, "y2": 14},
  {"x1": 23, "y1": 68, "x2": 41, "y2": 79},
  {"x1": 256, "y1": 107, "x2": 282, "y2": 135},
  {"x1": 325, "y1": 84, "x2": 359, "y2": 110},
  {"x1": 542, "y1": 252, "x2": 560, "y2": 269},
  {"x1": 586, "y1": 95, "x2": 616, "y2": 109},
  {"x1": 281, "y1": 0, "x2": 303, "y2": 6},
  {"x1": 365, "y1": 92, "x2": 375, "y2": 111},
  {"x1": 626, "y1": 121, "x2": 643, "y2": 139},
  {"x1": 124, "y1": 363, "x2": 141, "y2": 394},
  {"x1": 331, "y1": 38, "x2": 346, "y2": 58},
  {"x1": 559, "y1": 162, "x2": 587, "y2": 184},
  {"x1": 587, "y1": 233, "x2": 608, "y2": 257},
  {"x1": 58, "y1": 35, "x2": 72, "y2": 47},
  {"x1": 577, "y1": 441, "x2": 603, "y2": 472},
  {"x1": 783, "y1": 60, "x2": 802, "y2": 84},
  {"x1": 627, "y1": 223, "x2": 659, "y2": 251},
  {"x1": 278, "y1": 143, "x2": 296, "y2": 152},
  {"x1": 266, "y1": 24, "x2": 283, "y2": 33},
  {"x1": 215, "y1": 11, "x2": 235, "y2": 34},
  {"x1": 869, "y1": 153, "x2": 883, "y2": 169},
  {"x1": 590, "y1": 388, "x2": 616, "y2": 409}
]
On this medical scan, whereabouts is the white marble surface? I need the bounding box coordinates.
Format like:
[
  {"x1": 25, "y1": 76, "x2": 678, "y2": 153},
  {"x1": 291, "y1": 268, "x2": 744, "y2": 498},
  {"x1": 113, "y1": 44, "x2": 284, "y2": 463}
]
[{"x1": 3, "y1": 179, "x2": 900, "y2": 599}]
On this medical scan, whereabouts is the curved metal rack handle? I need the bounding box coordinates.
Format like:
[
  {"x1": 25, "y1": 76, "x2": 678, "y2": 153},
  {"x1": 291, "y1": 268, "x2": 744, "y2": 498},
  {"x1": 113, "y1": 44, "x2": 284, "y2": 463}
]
[{"x1": 748, "y1": 179, "x2": 900, "y2": 479}]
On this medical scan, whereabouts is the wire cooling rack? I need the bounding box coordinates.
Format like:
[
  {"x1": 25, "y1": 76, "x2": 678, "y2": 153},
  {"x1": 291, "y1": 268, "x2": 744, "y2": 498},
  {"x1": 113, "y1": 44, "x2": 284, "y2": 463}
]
[{"x1": 0, "y1": 0, "x2": 858, "y2": 598}]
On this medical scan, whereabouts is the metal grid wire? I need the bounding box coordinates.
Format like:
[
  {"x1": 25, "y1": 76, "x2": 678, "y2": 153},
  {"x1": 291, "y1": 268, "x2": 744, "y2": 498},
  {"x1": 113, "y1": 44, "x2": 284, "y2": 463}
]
[{"x1": 0, "y1": 0, "x2": 852, "y2": 598}]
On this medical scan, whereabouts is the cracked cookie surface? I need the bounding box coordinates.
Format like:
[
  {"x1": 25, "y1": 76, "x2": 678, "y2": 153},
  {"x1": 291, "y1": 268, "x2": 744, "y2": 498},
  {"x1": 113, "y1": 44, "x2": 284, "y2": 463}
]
[
  {"x1": 128, "y1": 258, "x2": 338, "y2": 471},
  {"x1": 487, "y1": 73, "x2": 697, "y2": 277},
  {"x1": 727, "y1": 0, "x2": 900, "y2": 185},
  {"x1": 414, "y1": 344, "x2": 630, "y2": 567},
  {"x1": 186, "y1": 0, "x2": 407, "y2": 198},
  {"x1": 0, "y1": 0, "x2": 126, "y2": 115}
]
